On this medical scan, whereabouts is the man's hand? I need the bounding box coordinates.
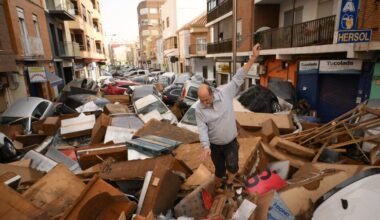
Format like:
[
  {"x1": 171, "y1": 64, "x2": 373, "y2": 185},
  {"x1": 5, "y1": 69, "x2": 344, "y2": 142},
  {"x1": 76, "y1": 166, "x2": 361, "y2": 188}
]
[
  {"x1": 200, "y1": 148, "x2": 211, "y2": 161},
  {"x1": 251, "y1": 43, "x2": 260, "y2": 59}
]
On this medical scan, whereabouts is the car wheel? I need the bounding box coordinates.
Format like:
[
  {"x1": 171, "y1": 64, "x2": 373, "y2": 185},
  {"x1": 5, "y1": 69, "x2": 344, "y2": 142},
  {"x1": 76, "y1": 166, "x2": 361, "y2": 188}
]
[{"x1": 271, "y1": 101, "x2": 282, "y2": 113}]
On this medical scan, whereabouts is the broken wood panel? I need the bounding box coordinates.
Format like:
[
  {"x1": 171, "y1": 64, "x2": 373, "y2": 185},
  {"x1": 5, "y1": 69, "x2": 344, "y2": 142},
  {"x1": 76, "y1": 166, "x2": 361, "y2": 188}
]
[
  {"x1": 22, "y1": 164, "x2": 86, "y2": 219},
  {"x1": 235, "y1": 112, "x2": 295, "y2": 131},
  {"x1": 270, "y1": 137, "x2": 315, "y2": 158},
  {"x1": 104, "y1": 104, "x2": 131, "y2": 115},
  {"x1": 91, "y1": 113, "x2": 111, "y2": 144},
  {"x1": 0, "y1": 184, "x2": 47, "y2": 220},
  {"x1": 173, "y1": 142, "x2": 215, "y2": 173},
  {"x1": 261, "y1": 142, "x2": 308, "y2": 168},
  {"x1": 61, "y1": 114, "x2": 96, "y2": 139},
  {"x1": 133, "y1": 119, "x2": 199, "y2": 144},
  {"x1": 62, "y1": 176, "x2": 135, "y2": 220},
  {"x1": 0, "y1": 164, "x2": 44, "y2": 185}
]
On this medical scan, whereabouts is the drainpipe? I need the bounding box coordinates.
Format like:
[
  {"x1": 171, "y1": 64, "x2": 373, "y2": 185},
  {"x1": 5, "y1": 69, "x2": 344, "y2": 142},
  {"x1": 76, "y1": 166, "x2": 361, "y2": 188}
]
[{"x1": 232, "y1": 0, "x2": 237, "y2": 75}]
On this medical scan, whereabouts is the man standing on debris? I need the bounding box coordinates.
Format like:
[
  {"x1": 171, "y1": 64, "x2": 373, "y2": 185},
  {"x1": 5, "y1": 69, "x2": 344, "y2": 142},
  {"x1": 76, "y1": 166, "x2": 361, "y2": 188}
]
[{"x1": 195, "y1": 44, "x2": 260, "y2": 188}]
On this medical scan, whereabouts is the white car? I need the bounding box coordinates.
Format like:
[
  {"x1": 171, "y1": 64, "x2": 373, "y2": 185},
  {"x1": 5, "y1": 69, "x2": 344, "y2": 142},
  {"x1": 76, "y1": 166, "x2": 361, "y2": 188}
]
[
  {"x1": 177, "y1": 100, "x2": 199, "y2": 133},
  {"x1": 134, "y1": 94, "x2": 178, "y2": 124},
  {"x1": 0, "y1": 97, "x2": 54, "y2": 134}
]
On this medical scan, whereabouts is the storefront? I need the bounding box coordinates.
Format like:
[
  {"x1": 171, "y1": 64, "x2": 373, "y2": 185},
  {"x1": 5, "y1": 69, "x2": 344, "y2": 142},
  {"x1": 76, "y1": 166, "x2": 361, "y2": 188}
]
[{"x1": 296, "y1": 59, "x2": 370, "y2": 123}]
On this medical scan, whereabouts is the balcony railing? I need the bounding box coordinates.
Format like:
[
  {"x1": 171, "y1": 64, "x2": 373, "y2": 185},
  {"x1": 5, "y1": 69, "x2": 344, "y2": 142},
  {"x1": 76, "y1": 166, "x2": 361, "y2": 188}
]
[
  {"x1": 189, "y1": 44, "x2": 207, "y2": 55},
  {"x1": 207, "y1": 0, "x2": 232, "y2": 23},
  {"x1": 164, "y1": 37, "x2": 177, "y2": 51},
  {"x1": 20, "y1": 36, "x2": 44, "y2": 57},
  {"x1": 46, "y1": 0, "x2": 75, "y2": 20},
  {"x1": 254, "y1": 15, "x2": 336, "y2": 50},
  {"x1": 207, "y1": 39, "x2": 232, "y2": 54},
  {"x1": 59, "y1": 41, "x2": 81, "y2": 57}
]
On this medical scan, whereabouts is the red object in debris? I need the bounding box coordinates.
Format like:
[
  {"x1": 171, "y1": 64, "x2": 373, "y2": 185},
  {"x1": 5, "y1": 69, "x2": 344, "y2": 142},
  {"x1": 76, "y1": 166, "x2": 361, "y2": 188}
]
[
  {"x1": 245, "y1": 169, "x2": 286, "y2": 195},
  {"x1": 101, "y1": 80, "x2": 140, "y2": 95},
  {"x1": 202, "y1": 188, "x2": 213, "y2": 210},
  {"x1": 59, "y1": 148, "x2": 79, "y2": 161}
]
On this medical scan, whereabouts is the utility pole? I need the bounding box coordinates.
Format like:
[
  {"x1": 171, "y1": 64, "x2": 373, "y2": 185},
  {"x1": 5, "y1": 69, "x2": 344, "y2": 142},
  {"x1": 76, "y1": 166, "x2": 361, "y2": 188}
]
[{"x1": 232, "y1": 0, "x2": 237, "y2": 76}]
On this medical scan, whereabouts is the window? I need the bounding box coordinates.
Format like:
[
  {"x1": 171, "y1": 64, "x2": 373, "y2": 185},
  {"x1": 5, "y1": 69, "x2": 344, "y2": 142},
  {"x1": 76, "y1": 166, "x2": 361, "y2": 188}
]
[
  {"x1": 32, "y1": 14, "x2": 40, "y2": 38},
  {"x1": 86, "y1": 35, "x2": 90, "y2": 51},
  {"x1": 74, "y1": 32, "x2": 85, "y2": 50},
  {"x1": 149, "y1": 8, "x2": 158, "y2": 14},
  {"x1": 170, "y1": 89, "x2": 181, "y2": 96},
  {"x1": 237, "y1": 19, "x2": 242, "y2": 41},
  {"x1": 140, "y1": 8, "x2": 148, "y2": 15},
  {"x1": 284, "y1": 6, "x2": 303, "y2": 26},
  {"x1": 166, "y1": 17, "x2": 169, "y2": 28},
  {"x1": 318, "y1": 0, "x2": 333, "y2": 18},
  {"x1": 82, "y1": 4, "x2": 87, "y2": 21},
  {"x1": 207, "y1": 0, "x2": 217, "y2": 11},
  {"x1": 141, "y1": 19, "x2": 149, "y2": 25},
  {"x1": 149, "y1": 19, "x2": 159, "y2": 26},
  {"x1": 17, "y1": 8, "x2": 30, "y2": 54},
  {"x1": 187, "y1": 86, "x2": 198, "y2": 100},
  {"x1": 196, "y1": 37, "x2": 207, "y2": 51}
]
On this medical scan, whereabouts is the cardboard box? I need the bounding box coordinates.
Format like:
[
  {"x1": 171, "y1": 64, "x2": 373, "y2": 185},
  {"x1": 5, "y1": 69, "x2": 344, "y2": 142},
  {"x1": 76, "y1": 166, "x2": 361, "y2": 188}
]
[
  {"x1": 91, "y1": 113, "x2": 111, "y2": 144},
  {"x1": 260, "y1": 119, "x2": 280, "y2": 143},
  {"x1": 22, "y1": 164, "x2": 86, "y2": 219},
  {"x1": 0, "y1": 184, "x2": 48, "y2": 219},
  {"x1": 104, "y1": 95, "x2": 130, "y2": 105}
]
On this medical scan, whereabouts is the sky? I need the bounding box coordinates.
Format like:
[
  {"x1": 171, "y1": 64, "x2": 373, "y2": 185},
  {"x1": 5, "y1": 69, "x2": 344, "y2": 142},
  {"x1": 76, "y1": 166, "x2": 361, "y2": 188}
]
[{"x1": 100, "y1": 0, "x2": 141, "y2": 43}]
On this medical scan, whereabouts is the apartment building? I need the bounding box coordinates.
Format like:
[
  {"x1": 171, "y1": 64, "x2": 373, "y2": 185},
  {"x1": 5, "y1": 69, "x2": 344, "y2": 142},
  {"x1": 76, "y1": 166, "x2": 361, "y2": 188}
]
[
  {"x1": 177, "y1": 12, "x2": 215, "y2": 80},
  {"x1": 0, "y1": 0, "x2": 17, "y2": 111},
  {"x1": 65, "y1": 0, "x2": 106, "y2": 80},
  {"x1": 137, "y1": 0, "x2": 165, "y2": 69},
  {"x1": 160, "y1": 0, "x2": 207, "y2": 73},
  {"x1": 44, "y1": 0, "x2": 79, "y2": 91},
  {"x1": 254, "y1": 0, "x2": 380, "y2": 122},
  {"x1": 206, "y1": 0, "x2": 260, "y2": 87},
  {"x1": 3, "y1": 0, "x2": 56, "y2": 102}
]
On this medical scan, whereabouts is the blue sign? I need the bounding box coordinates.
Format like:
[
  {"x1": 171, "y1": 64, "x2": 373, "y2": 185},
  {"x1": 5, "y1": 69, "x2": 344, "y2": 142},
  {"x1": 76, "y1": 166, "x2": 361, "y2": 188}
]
[
  {"x1": 339, "y1": 0, "x2": 359, "y2": 31},
  {"x1": 337, "y1": 30, "x2": 372, "y2": 43}
]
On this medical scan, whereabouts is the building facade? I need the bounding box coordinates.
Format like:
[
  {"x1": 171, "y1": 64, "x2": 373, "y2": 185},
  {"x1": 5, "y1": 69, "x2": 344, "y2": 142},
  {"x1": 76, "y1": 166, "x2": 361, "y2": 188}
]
[
  {"x1": 137, "y1": 0, "x2": 165, "y2": 69},
  {"x1": 177, "y1": 12, "x2": 215, "y2": 80},
  {"x1": 160, "y1": 0, "x2": 207, "y2": 73},
  {"x1": 65, "y1": 0, "x2": 106, "y2": 80},
  {"x1": 0, "y1": 0, "x2": 18, "y2": 111},
  {"x1": 3, "y1": 0, "x2": 56, "y2": 103}
]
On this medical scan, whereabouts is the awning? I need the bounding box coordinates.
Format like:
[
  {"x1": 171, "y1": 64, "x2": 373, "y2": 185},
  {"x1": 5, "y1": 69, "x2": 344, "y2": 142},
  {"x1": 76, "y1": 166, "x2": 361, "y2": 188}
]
[{"x1": 45, "y1": 71, "x2": 63, "y2": 86}]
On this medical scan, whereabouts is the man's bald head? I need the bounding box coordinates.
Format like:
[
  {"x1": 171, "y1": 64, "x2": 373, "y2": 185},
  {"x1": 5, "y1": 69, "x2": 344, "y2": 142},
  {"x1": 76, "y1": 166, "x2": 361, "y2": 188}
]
[{"x1": 198, "y1": 84, "x2": 213, "y2": 107}]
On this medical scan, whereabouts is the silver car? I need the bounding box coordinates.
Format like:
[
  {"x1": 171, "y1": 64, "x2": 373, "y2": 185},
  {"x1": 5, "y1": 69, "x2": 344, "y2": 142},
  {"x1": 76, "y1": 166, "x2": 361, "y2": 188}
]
[
  {"x1": 0, "y1": 97, "x2": 54, "y2": 134},
  {"x1": 134, "y1": 94, "x2": 178, "y2": 124}
]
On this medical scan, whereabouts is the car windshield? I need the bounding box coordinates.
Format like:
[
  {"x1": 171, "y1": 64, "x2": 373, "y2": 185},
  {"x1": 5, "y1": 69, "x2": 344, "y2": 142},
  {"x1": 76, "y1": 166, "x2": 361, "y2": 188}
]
[
  {"x1": 0, "y1": 116, "x2": 21, "y2": 125},
  {"x1": 181, "y1": 108, "x2": 197, "y2": 125},
  {"x1": 137, "y1": 100, "x2": 168, "y2": 115}
]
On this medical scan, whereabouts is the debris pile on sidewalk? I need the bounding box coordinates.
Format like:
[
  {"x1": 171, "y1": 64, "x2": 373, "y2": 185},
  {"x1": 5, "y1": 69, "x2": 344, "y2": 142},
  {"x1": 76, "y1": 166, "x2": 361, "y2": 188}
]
[{"x1": 1, "y1": 90, "x2": 380, "y2": 220}]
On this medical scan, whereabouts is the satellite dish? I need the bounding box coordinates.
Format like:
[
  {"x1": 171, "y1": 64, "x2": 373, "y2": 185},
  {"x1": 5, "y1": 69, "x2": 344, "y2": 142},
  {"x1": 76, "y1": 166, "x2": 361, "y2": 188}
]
[{"x1": 255, "y1": 26, "x2": 271, "y2": 33}]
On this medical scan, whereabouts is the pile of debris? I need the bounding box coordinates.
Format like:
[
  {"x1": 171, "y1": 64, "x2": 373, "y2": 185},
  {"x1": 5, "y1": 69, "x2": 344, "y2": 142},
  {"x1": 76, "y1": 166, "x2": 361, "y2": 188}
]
[{"x1": 0, "y1": 92, "x2": 380, "y2": 220}]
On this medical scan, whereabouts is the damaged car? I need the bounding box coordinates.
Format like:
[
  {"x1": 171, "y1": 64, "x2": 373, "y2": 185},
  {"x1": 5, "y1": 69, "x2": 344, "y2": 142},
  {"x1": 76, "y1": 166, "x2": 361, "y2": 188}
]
[
  {"x1": 134, "y1": 94, "x2": 178, "y2": 124},
  {"x1": 0, "y1": 97, "x2": 54, "y2": 134}
]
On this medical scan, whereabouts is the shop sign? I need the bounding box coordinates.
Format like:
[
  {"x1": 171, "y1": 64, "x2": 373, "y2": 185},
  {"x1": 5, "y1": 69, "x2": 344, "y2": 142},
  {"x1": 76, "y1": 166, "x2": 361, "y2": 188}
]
[
  {"x1": 319, "y1": 60, "x2": 362, "y2": 74},
  {"x1": 216, "y1": 62, "x2": 230, "y2": 74},
  {"x1": 299, "y1": 61, "x2": 319, "y2": 74},
  {"x1": 28, "y1": 67, "x2": 46, "y2": 83}
]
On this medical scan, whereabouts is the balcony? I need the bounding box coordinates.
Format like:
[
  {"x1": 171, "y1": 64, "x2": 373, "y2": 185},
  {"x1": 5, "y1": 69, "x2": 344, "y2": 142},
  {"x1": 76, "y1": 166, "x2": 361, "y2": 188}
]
[
  {"x1": 255, "y1": 15, "x2": 336, "y2": 50},
  {"x1": 189, "y1": 44, "x2": 207, "y2": 56},
  {"x1": 207, "y1": 39, "x2": 232, "y2": 54},
  {"x1": 46, "y1": 0, "x2": 76, "y2": 21},
  {"x1": 20, "y1": 36, "x2": 44, "y2": 57},
  {"x1": 207, "y1": 0, "x2": 232, "y2": 23},
  {"x1": 164, "y1": 37, "x2": 177, "y2": 51},
  {"x1": 59, "y1": 41, "x2": 81, "y2": 58}
]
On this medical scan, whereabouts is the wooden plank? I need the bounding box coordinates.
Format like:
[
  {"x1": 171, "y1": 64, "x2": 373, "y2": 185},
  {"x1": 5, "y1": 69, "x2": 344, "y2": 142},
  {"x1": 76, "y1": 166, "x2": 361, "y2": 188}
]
[
  {"x1": 270, "y1": 137, "x2": 315, "y2": 158},
  {"x1": 327, "y1": 133, "x2": 380, "y2": 149},
  {"x1": 22, "y1": 164, "x2": 86, "y2": 219},
  {"x1": 261, "y1": 142, "x2": 307, "y2": 168}
]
